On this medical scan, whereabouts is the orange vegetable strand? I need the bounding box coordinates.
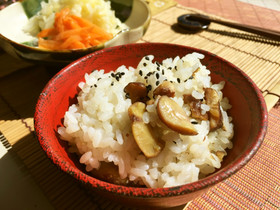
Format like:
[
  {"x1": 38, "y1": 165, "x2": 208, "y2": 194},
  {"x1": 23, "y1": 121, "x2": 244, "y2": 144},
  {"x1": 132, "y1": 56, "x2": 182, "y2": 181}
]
[{"x1": 38, "y1": 8, "x2": 113, "y2": 50}]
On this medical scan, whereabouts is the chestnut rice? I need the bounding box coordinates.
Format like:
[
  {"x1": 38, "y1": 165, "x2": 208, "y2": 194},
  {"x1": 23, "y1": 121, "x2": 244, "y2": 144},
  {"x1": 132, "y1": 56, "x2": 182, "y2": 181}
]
[{"x1": 58, "y1": 53, "x2": 234, "y2": 188}]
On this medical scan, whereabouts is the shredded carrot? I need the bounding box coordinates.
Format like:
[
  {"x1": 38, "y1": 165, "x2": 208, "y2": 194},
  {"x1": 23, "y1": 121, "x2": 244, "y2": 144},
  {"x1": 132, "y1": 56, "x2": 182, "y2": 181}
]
[{"x1": 37, "y1": 8, "x2": 113, "y2": 50}]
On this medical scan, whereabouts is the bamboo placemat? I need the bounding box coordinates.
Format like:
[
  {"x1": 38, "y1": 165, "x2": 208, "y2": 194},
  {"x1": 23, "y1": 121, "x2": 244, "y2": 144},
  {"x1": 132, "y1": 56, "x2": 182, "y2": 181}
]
[{"x1": 0, "y1": 2, "x2": 280, "y2": 209}]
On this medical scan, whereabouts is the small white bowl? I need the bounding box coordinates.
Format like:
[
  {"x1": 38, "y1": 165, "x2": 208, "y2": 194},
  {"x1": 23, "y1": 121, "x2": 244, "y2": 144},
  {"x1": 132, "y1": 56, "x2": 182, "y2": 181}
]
[{"x1": 0, "y1": 0, "x2": 151, "y2": 65}]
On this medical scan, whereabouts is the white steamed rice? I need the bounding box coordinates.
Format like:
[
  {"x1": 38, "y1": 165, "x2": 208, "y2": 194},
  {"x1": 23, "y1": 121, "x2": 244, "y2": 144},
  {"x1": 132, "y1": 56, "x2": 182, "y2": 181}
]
[
  {"x1": 58, "y1": 53, "x2": 234, "y2": 188},
  {"x1": 24, "y1": 0, "x2": 127, "y2": 37}
]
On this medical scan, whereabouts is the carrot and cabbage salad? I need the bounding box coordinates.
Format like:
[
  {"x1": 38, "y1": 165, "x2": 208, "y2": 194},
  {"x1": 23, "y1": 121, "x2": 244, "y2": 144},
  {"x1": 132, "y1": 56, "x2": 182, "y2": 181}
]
[{"x1": 37, "y1": 8, "x2": 113, "y2": 50}]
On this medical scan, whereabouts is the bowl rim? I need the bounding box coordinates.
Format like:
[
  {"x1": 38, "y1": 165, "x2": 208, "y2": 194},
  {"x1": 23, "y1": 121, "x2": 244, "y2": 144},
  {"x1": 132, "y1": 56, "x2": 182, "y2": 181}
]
[{"x1": 34, "y1": 42, "x2": 268, "y2": 198}]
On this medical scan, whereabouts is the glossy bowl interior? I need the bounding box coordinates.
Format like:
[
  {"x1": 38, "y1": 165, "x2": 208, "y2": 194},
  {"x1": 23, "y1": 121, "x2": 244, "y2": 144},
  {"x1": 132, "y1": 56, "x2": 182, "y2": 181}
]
[
  {"x1": 0, "y1": 0, "x2": 150, "y2": 65},
  {"x1": 34, "y1": 43, "x2": 268, "y2": 208}
]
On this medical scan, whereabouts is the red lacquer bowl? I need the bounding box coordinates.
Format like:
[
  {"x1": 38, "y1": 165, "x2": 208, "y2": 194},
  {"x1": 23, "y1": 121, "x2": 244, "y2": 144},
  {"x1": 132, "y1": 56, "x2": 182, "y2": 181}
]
[{"x1": 34, "y1": 43, "x2": 268, "y2": 208}]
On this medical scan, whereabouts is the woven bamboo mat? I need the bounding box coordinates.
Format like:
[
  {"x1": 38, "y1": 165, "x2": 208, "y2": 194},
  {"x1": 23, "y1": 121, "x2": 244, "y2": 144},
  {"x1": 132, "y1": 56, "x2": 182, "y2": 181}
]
[{"x1": 0, "y1": 2, "x2": 280, "y2": 209}]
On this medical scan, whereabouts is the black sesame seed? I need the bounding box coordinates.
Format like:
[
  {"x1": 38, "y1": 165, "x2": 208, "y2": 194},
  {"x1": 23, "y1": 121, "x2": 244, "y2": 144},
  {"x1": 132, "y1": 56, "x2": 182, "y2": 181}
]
[
  {"x1": 90, "y1": 85, "x2": 93, "y2": 88},
  {"x1": 157, "y1": 67, "x2": 160, "y2": 71},
  {"x1": 111, "y1": 82, "x2": 114, "y2": 86},
  {"x1": 125, "y1": 93, "x2": 130, "y2": 99},
  {"x1": 156, "y1": 81, "x2": 160, "y2": 86},
  {"x1": 189, "y1": 76, "x2": 194, "y2": 79},
  {"x1": 168, "y1": 67, "x2": 172, "y2": 70},
  {"x1": 121, "y1": 72, "x2": 125, "y2": 75},
  {"x1": 191, "y1": 121, "x2": 198, "y2": 124},
  {"x1": 139, "y1": 70, "x2": 143, "y2": 76},
  {"x1": 94, "y1": 84, "x2": 97, "y2": 88},
  {"x1": 177, "y1": 78, "x2": 181, "y2": 83},
  {"x1": 162, "y1": 69, "x2": 165, "y2": 75},
  {"x1": 156, "y1": 73, "x2": 160, "y2": 79},
  {"x1": 116, "y1": 77, "x2": 120, "y2": 81},
  {"x1": 145, "y1": 56, "x2": 149, "y2": 60},
  {"x1": 97, "y1": 78, "x2": 101, "y2": 81},
  {"x1": 156, "y1": 61, "x2": 160, "y2": 67},
  {"x1": 111, "y1": 73, "x2": 115, "y2": 77},
  {"x1": 143, "y1": 63, "x2": 147, "y2": 67},
  {"x1": 144, "y1": 76, "x2": 148, "y2": 80},
  {"x1": 175, "y1": 66, "x2": 177, "y2": 70}
]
